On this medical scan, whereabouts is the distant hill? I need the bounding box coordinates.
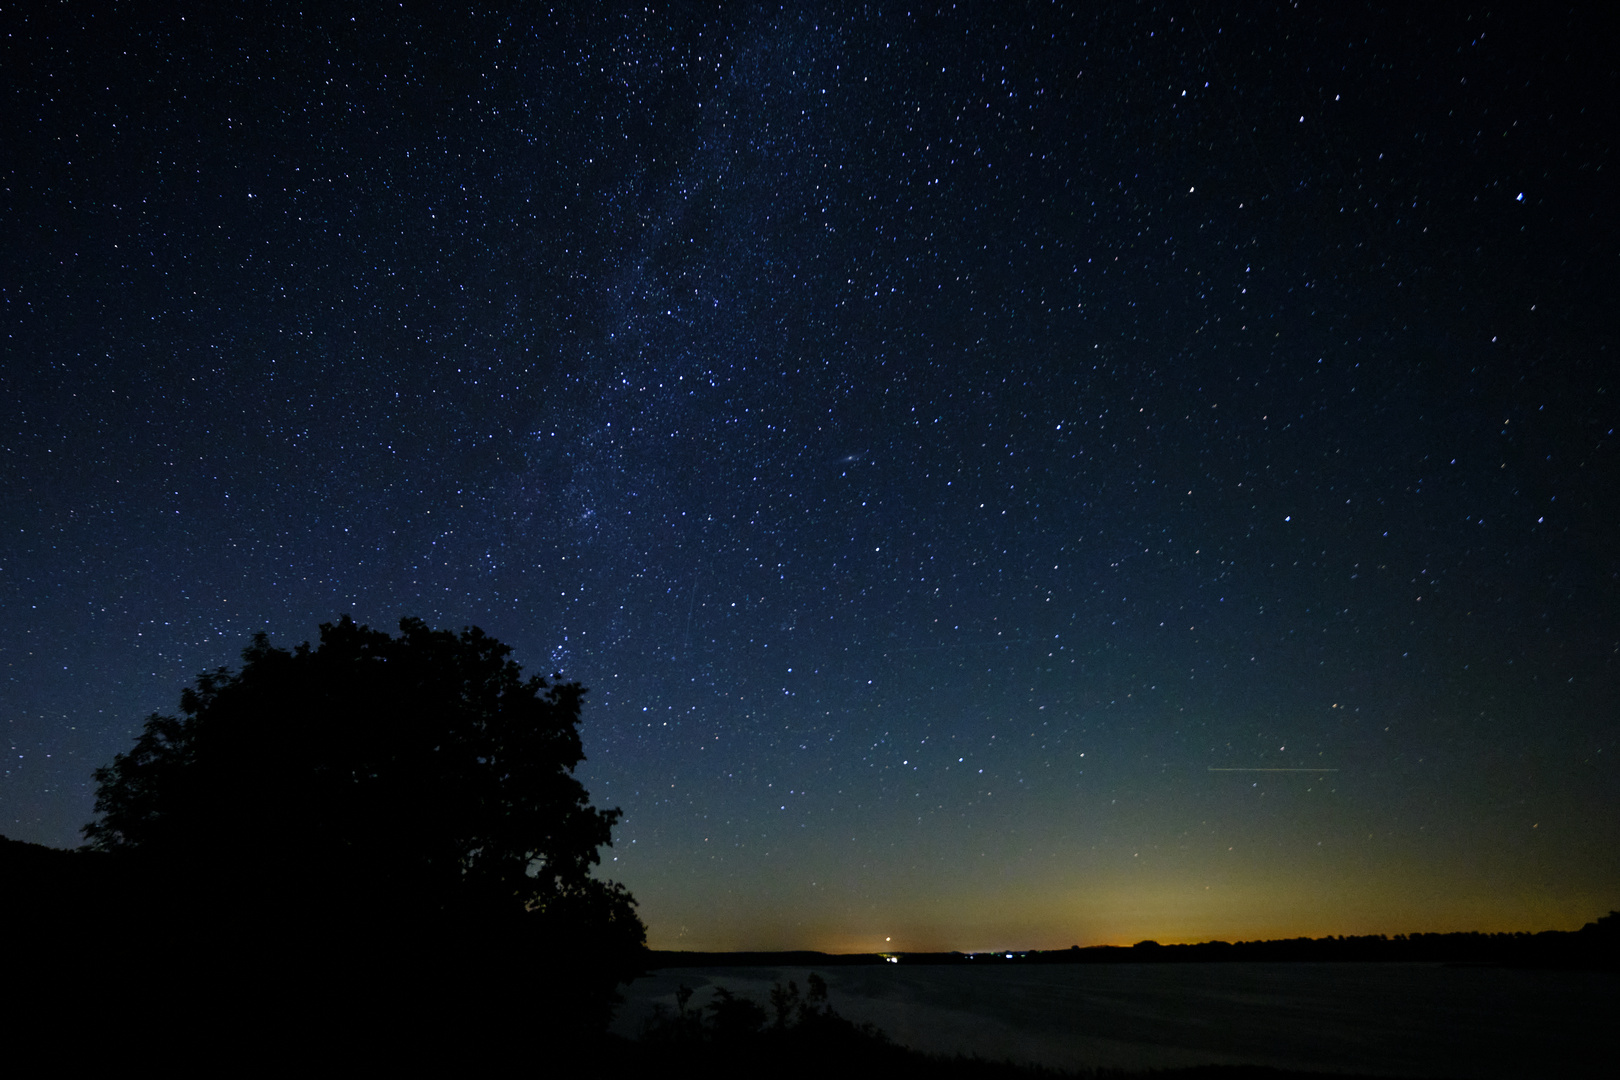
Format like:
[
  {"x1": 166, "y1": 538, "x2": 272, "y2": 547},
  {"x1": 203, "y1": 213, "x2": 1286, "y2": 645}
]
[{"x1": 650, "y1": 914, "x2": 1619, "y2": 971}]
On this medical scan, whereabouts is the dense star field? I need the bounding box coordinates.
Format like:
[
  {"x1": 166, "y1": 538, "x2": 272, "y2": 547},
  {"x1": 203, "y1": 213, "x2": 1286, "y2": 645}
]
[{"x1": 3, "y1": 4, "x2": 1614, "y2": 951}]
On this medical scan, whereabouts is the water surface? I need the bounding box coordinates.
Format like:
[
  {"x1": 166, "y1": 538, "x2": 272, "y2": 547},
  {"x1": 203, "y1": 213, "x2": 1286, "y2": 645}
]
[{"x1": 614, "y1": 962, "x2": 1614, "y2": 1077}]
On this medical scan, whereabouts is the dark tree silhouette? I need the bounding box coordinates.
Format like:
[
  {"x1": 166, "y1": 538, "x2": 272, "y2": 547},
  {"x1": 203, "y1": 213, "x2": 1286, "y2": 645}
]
[{"x1": 82, "y1": 615, "x2": 645, "y2": 1041}]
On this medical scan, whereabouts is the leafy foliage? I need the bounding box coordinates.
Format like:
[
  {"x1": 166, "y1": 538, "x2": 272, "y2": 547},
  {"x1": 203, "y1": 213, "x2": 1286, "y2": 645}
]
[
  {"x1": 642, "y1": 973, "x2": 865, "y2": 1047},
  {"x1": 83, "y1": 616, "x2": 645, "y2": 1026}
]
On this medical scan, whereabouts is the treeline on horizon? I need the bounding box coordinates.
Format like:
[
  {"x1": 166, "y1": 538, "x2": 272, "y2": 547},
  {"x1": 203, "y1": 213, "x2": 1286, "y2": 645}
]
[{"x1": 654, "y1": 913, "x2": 1620, "y2": 971}]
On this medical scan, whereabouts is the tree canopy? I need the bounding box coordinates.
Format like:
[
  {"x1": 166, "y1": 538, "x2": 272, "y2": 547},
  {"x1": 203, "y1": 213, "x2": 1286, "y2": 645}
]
[{"x1": 83, "y1": 616, "x2": 645, "y2": 1032}]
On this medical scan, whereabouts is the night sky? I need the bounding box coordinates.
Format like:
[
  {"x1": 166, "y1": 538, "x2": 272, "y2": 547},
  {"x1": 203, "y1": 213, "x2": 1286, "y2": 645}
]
[{"x1": 4, "y1": 3, "x2": 1615, "y2": 952}]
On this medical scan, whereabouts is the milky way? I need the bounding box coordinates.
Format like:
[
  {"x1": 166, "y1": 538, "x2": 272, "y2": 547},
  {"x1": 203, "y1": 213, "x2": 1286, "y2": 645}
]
[{"x1": 4, "y1": 4, "x2": 1614, "y2": 950}]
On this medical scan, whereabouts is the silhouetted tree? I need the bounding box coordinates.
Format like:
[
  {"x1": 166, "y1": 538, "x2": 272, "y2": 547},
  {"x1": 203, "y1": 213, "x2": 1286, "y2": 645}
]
[{"x1": 83, "y1": 615, "x2": 645, "y2": 1038}]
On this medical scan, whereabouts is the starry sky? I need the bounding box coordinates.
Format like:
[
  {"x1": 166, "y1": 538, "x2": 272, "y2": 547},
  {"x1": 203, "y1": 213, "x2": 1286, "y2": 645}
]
[{"x1": 4, "y1": 3, "x2": 1615, "y2": 952}]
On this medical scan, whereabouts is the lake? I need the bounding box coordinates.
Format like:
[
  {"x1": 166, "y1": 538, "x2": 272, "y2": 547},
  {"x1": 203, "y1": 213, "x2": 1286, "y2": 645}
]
[{"x1": 613, "y1": 961, "x2": 1614, "y2": 1077}]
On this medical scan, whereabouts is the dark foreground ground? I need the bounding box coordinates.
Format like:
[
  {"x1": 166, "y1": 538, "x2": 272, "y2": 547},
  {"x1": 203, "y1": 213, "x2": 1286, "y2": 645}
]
[{"x1": 613, "y1": 962, "x2": 1616, "y2": 1079}]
